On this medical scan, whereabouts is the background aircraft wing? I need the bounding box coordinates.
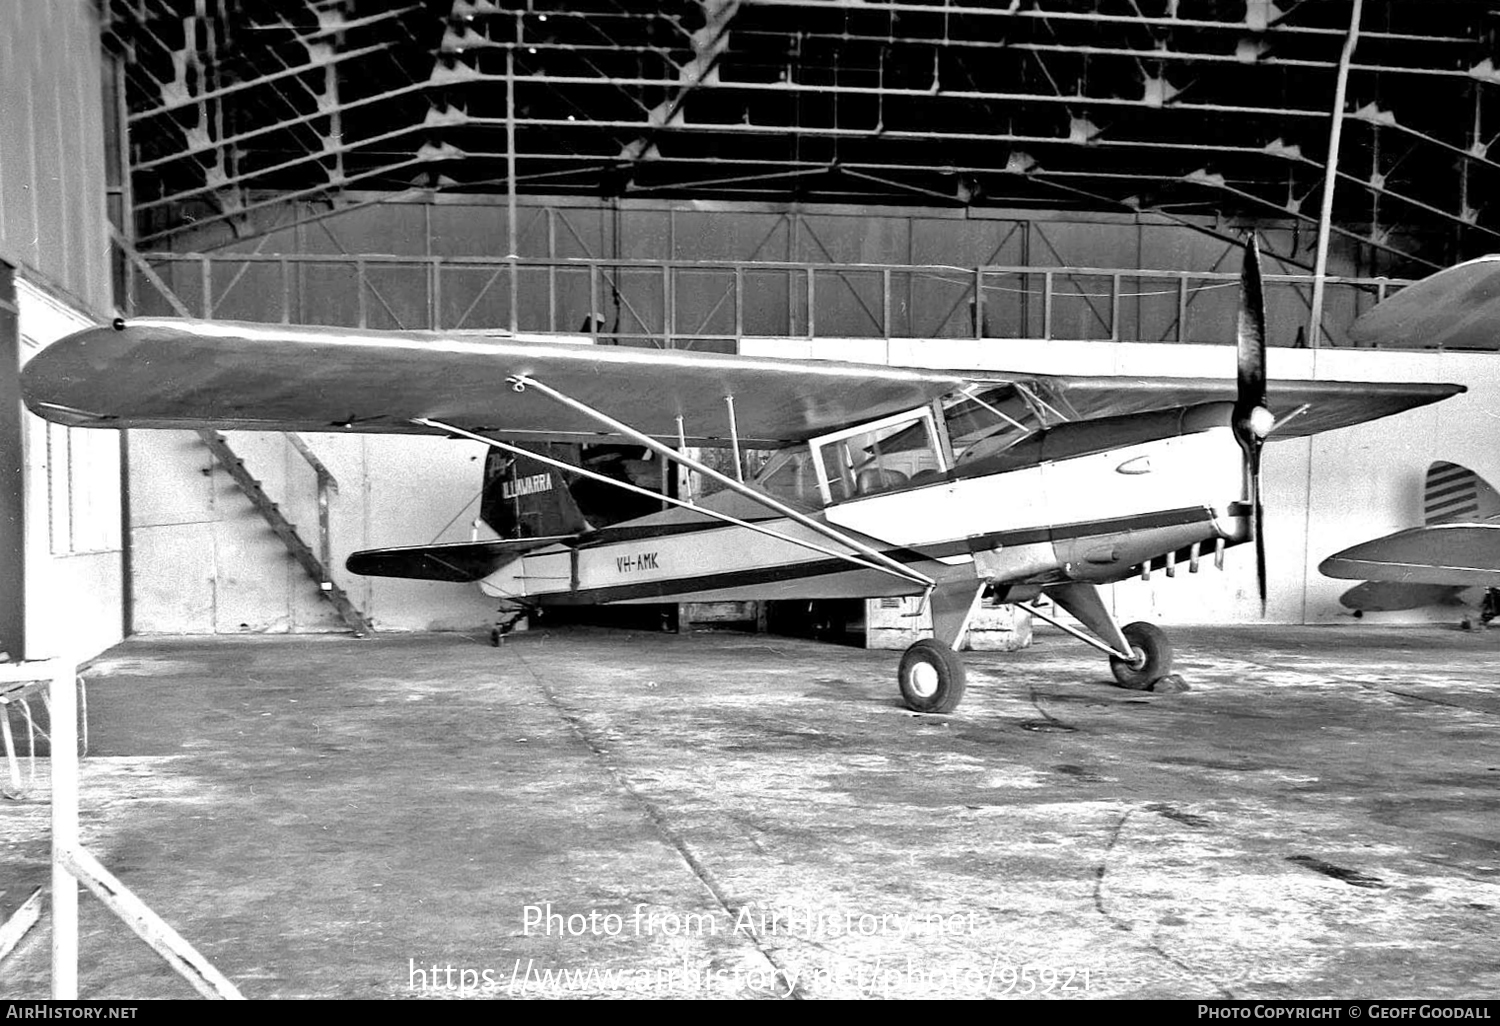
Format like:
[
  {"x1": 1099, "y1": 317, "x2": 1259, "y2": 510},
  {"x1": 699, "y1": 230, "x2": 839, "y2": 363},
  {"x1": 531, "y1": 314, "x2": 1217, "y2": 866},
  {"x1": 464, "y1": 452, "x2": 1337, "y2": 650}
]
[
  {"x1": 1036, "y1": 376, "x2": 1463, "y2": 438},
  {"x1": 1319, "y1": 521, "x2": 1500, "y2": 587},
  {"x1": 1349, "y1": 254, "x2": 1500, "y2": 350},
  {"x1": 22, "y1": 318, "x2": 1461, "y2": 446}
]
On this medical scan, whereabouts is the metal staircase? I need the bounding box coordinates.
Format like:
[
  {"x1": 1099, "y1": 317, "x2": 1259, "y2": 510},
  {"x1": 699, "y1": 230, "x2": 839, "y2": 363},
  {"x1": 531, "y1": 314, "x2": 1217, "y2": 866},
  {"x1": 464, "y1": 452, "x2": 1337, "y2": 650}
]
[{"x1": 196, "y1": 430, "x2": 372, "y2": 636}]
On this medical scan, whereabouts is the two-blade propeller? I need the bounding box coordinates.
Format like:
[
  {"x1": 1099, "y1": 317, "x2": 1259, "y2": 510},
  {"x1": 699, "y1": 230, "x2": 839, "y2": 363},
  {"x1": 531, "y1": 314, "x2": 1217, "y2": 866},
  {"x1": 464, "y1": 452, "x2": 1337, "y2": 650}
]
[{"x1": 1232, "y1": 235, "x2": 1276, "y2": 611}]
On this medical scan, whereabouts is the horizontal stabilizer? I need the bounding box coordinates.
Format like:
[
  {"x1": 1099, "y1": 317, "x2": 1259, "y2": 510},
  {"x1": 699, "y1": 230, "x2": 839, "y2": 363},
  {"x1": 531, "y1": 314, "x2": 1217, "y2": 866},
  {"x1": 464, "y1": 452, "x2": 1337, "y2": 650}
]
[
  {"x1": 1337, "y1": 581, "x2": 1469, "y2": 613},
  {"x1": 346, "y1": 537, "x2": 570, "y2": 582}
]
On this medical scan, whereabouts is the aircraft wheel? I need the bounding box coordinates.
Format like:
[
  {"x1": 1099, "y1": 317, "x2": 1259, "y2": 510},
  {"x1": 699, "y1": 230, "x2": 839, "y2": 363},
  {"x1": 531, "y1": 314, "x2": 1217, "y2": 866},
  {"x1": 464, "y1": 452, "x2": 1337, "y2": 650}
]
[
  {"x1": 898, "y1": 639, "x2": 967, "y2": 714},
  {"x1": 1110, "y1": 622, "x2": 1174, "y2": 691}
]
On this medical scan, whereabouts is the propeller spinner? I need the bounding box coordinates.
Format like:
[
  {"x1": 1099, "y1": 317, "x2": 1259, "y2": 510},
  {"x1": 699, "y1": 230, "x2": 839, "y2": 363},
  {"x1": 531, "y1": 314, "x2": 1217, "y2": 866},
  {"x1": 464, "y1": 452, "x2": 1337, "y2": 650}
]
[{"x1": 1232, "y1": 235, "x2": 1275, "y2": 611}]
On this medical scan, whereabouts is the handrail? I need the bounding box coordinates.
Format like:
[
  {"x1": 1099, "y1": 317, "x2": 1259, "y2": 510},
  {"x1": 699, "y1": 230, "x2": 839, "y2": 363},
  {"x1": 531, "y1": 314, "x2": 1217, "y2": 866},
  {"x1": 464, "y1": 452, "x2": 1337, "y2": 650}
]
[
  {"x1": 138, "y1": 249, "x2": 1417, "y2": 289},
  {"x1": 284, "y1": 433, "x2": 338, "y2": 582},
  {"x1": 134, "y1": 251, "x2": 1420, "y2": 347}
]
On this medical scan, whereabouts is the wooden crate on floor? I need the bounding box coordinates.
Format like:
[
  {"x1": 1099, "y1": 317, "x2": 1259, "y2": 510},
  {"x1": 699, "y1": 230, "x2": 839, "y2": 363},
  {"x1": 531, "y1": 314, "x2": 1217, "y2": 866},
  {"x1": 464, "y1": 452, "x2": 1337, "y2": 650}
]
[{"x1": 865, "y1": 596, "x2": 1032, "y2": 651}]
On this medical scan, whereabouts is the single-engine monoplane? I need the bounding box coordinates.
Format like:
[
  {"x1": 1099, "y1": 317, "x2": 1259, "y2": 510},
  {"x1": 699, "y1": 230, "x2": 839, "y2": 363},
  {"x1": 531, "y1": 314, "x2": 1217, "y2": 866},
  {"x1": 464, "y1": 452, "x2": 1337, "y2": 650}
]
[{"x1": 21, "y1": 241, "x2": 1463, "y2": 710}]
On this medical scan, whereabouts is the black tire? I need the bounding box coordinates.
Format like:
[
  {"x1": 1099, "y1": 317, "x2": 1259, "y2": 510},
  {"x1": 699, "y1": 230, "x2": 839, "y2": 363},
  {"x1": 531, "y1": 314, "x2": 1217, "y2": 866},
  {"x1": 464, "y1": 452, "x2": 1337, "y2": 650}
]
[
  {"x1": 1109, "y1": 621, "x2": 1173, "y2": 690},
  {"x1": 898, "y1": 639, "x2": 967, "y2": 713}
]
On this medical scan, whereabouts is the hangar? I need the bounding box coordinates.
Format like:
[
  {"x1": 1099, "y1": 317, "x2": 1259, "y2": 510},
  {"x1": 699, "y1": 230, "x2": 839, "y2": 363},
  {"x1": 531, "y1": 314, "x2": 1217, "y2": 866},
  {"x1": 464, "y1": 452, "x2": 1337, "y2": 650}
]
[{"x1": 2, "y1": 0, "x2": 1499, "y2": 1001}]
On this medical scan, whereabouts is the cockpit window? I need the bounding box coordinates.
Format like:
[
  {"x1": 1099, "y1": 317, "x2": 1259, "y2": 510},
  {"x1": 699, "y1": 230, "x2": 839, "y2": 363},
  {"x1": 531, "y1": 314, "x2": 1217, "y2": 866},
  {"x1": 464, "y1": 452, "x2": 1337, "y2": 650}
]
[
  {"x1": 946, "y1": 385, "x2": 1047, "y2": 466},
  {"x1": 753, "y1": 446, "x2": 824, "y2": 508},
  {"x1": 812, "y1": 411, "x2": 945, "y2": 503}
]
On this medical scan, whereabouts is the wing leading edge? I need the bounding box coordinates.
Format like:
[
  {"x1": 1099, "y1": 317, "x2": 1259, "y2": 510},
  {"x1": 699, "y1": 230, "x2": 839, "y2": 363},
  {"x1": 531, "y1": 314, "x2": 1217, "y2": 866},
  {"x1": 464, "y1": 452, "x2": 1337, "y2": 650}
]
[
  {"x1": 21, "y1": 317, "x2": 1463, "y2": 446},
  {"x1": 21, "y1": 318, "x2": 970, "y2": 449}
]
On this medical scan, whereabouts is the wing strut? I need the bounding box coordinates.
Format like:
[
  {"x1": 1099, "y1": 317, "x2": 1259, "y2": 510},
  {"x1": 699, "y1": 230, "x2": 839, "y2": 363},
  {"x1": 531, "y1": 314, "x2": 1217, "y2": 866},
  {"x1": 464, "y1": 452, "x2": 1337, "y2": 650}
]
[
  {"x1": 412, "y1": 418, "x2": 934, "y2": 589},
  {"x1": 496, "y1": 374, "x2": 937, "y2": 589}
]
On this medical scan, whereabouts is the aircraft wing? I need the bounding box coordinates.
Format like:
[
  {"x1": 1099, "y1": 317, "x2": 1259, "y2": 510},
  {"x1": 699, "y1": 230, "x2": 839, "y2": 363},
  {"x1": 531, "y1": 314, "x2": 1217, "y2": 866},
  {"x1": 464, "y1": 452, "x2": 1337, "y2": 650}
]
[
  {"x1": 1036, "y1": 376, "x2": 1463, "y2": 439},
  {"x1": 20, "y1": 318, "x2": 971, "y2": 448},
  {"x1": 21, "y1": 317, "x2": 1462, "y2": 447},
  {"x1": 1319, "y1": 521, "x2": 1500, "y2": 587},
  {"x1": 1349, "y1": 255, "x2": 1500, "y2": 350}
]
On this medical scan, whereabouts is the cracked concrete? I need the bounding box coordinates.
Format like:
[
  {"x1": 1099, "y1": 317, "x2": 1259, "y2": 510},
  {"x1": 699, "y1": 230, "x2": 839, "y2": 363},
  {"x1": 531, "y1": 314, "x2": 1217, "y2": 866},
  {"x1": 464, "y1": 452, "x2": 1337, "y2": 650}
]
[{"x1": 1, "y1": 624, "x2": 1497, "y2": 999}]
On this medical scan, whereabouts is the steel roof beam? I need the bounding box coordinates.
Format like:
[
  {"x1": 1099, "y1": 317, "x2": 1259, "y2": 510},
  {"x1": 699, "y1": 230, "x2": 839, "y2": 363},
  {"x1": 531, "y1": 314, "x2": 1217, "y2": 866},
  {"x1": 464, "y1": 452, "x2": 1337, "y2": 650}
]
[
  {"x1": 447, "y1": 67, "x2": 1329, "y2": 118},
  {"x1": 732, "y1": 0, "x2": 1472, "y2": 43}
]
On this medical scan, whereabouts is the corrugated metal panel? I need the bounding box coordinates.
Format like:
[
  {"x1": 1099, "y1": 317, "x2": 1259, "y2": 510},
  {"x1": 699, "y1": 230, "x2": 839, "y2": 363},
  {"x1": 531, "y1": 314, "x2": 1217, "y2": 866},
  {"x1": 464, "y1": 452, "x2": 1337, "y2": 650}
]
[{"x1": 0, "y1": 1, "x2": 111, "y2": 316}]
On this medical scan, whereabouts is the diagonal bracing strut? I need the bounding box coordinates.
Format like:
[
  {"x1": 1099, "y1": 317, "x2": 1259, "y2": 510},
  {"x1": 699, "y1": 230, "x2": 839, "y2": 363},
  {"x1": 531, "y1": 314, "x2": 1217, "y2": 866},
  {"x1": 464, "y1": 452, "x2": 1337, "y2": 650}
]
[{"x1": 502, "y1": 374, "x2": 936, "y2": 589}]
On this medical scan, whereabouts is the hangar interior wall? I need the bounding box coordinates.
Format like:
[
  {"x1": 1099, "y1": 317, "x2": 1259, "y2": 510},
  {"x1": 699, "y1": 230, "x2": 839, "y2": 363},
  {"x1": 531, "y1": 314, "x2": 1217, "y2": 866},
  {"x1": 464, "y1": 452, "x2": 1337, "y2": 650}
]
[
  {"x1": 0, "y1": 2, "x2": 122, "y2": 661},
  {"x1": 127, "y1": 195, "x2": 1490, "y2": 633}
]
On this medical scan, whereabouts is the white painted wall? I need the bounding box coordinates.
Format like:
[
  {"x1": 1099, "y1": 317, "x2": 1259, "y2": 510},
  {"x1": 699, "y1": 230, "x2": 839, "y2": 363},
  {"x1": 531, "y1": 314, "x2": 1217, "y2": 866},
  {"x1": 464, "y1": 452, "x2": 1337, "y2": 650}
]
[
  {"x1": 743, "y1": 335, "x2": 1500, "y2": 626},
  {"x1": 129, "y1": 431, "x2": 499, "y2": 634},
  {"x1": 18, "y1": 279, "x2": 124, "y2": 661}
]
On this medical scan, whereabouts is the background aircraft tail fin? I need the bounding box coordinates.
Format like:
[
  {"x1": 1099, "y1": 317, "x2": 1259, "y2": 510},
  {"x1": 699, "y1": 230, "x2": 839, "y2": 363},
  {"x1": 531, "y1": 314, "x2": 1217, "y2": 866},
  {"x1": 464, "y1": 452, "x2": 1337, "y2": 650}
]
[{"x1": 1424, "y1": 461, "x2": 1500, "y2": 523}]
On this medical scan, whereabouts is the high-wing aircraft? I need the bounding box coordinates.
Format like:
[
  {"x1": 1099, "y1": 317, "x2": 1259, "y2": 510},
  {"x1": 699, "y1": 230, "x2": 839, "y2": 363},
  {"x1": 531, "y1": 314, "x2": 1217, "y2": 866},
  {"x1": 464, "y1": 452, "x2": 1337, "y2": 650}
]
[
  {"x1": 20, "y1": 242, "x2": 1463, "y2": 712},
  {"x1": 1320, "y1": 460, "x2": 1500, "y2": 628}
]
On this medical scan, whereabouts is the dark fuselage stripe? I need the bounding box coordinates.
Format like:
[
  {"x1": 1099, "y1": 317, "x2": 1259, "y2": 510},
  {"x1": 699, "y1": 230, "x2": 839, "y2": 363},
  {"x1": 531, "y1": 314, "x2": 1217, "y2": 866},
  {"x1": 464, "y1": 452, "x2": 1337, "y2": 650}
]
[{"x1": 535, "y1": 505, "x2": 1218, "y2": 605}]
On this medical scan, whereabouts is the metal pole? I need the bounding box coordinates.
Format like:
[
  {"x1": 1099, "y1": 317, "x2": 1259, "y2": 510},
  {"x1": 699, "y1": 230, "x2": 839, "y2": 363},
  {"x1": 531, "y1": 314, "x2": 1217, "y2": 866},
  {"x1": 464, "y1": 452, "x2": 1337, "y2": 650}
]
[
  {"x1": 1308, "y1": 0, "x2": 1363, "y2": 348},
  {"x1": 506, "y1": 37, "x2": 519, "y2": 333},
  {"x1": 725, "y1": 395, "x2": 744, "y2": 482},
  {"x1": 50, "y1": 661, "x2": 77, "y2": 999}
]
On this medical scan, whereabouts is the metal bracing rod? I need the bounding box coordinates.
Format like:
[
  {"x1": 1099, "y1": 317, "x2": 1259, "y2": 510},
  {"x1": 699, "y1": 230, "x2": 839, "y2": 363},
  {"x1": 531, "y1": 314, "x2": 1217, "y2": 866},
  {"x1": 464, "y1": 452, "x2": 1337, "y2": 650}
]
[
  {"x1": 134, "y1": 124, "x2": 427, "y2": 212},
  {"x1": 1173, "y1": 172, "x2": 1442, "y2": 271},
  {"x1": 499, "y1": 377, "x2": 936, "y2": 588},
  {"x1": 127, "y1": 42, "x2": 393, "y2": 123},
  {"x1": 455, "y1": 72, "x2": 1328, "y2": 118},
  {"x1": 443, "y1": 123, "x2": 1320, "y2": 165},
  {"x1": 132, "y1": 81, "x2": 430, "y2": 173},
  {"x1": 410, "y1": 418, "x2": 928, "y2": 586},
  {"x1": 959, "y1": 387, "x2": 1031, "y2": 436},
  {"x1": 725, "y1": 395, "x2": 744, "y2": 483},
  {"x1": 728, "y1": 0, "x2": 1462, "y2": 40},
  {"x1": 1013, "y1": 600, "x2": 1135, "y2": 661},
  {"x1": 621, "y1": 0, "x2": 740, "y2": 165},
  {"x1": 723, "y1": 31, "x2": 1490, "y2": 79},
  {"x1": 1309, "y1": 0, "x2": 1365, "y2": 349},
  {"x1": 1329, "y1": 166, "x2": 1500, "y2": 242},
  {"x1": 133, "y1": 155, "x2": 431, "y2": 245}
]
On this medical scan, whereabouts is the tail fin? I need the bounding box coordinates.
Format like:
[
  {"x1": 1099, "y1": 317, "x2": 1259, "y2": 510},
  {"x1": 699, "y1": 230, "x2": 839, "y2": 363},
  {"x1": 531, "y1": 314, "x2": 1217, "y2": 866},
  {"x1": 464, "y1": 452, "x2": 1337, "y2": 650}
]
[
  {"x1": 1424, "y1": 461, "x2": 1500, "y2": 524},
  {"x1": 480, "y1": 444, "x2": 591, "y2": 539}
]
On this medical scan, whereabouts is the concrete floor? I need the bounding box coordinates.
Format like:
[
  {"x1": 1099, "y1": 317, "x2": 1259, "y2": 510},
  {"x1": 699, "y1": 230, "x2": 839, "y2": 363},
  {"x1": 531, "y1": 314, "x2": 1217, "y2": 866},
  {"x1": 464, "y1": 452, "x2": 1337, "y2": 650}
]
[{"x1": 2, "y1": 624, "x2": 1498, "y2": 1000}]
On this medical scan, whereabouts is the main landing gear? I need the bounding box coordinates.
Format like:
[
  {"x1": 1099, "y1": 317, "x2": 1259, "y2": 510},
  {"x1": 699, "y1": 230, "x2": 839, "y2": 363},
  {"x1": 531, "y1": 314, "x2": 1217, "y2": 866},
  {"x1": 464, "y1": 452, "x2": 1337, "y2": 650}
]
[
  {"x1": 893, "y1": 580, "x2": 1182, "y2": 714},
  {"x1": 1461, "y1": 588, "x2": 1500, "y2": 631},
  {"x1": 898, "y1": 639, "x2": 967, "y2": 713}
]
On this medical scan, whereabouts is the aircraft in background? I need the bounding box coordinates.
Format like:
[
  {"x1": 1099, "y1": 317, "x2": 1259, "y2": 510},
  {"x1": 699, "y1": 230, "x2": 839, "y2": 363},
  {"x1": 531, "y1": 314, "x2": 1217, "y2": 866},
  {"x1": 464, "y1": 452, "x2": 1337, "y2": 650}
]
[
  {"x1": 1323, "y1": 253, "x2": 1500, "y2": 629},
  {"x1": 1320, "y1": 461, "x2": 1500, "y2": 629},
  {"x1": 20, "y1": 241, "x2": 1463, "y2": 713}
]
